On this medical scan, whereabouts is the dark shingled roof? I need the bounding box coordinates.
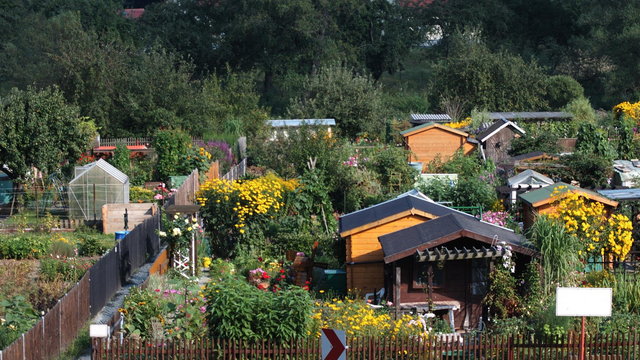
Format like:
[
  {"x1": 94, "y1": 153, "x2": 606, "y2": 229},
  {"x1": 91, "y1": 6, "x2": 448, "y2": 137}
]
[
  {"x1": 378, "y1": 213, "x2": 533, "y2": 263},
  {"x1": 476, "y1": 118, "x2": 526, "y2": 143},
  {"x1": 339, "y1": 193, "x2": 472, "y2": 235}
]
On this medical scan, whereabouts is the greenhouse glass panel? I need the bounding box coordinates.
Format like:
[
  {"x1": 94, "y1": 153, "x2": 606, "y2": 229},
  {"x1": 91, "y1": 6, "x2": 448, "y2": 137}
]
[{"x1": 68, "y1": 159, "x2": 129, "y2": 220}]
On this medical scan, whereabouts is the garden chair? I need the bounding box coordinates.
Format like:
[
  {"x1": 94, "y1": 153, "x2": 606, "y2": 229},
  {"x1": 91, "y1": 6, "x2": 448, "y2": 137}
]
[{"x1": 364, "y1": 287, "x2": 385, "y2": 307}]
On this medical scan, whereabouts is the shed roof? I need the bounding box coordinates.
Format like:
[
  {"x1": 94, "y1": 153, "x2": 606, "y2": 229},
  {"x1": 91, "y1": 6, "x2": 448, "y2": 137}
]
[
  {"x1": 507, "y1": 169, "x2": 554, "y2": 187},
  {"x1": 518, "y1": 182, "x2": 618, "y2": 208},
  {"x1": 476, "y1": 118, "x2": 525, "y2": 143},
  {"x1": 70, "y1": 159, "x2": 129, "y2": 184},
  {"x1": 378, "y1": 213, "x2": 534, "y2": 263},
  {"x1": 597, "y1": 189, "x2": 640, "y2": 201},
  {"x1": 410, "y1": 114, "x2": 452, "y2": 124},
  {"x1": 267, "y1": 119, "x2": 336, "y2": 127},
  {"x1": 612, "y1": 160, "x2": 640, "y2": 184},
  {"x1": 400, "y1": 122, "x2": 469, "y2": 138},
  {"x1": 339, "y1": 190, "x2": 471, "y2": 236},
  {"x1": 488, "y1": 112, "x2": 573, "y2": 120}
]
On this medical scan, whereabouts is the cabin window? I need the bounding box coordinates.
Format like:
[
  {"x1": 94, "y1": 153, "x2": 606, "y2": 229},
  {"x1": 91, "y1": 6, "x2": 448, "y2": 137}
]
[
  {"x1": 412, "y1": 260, "x2": 445, "y2": 289},
  {"x1": 470, "y1": 259, "x2": 489, "y2": 296}
]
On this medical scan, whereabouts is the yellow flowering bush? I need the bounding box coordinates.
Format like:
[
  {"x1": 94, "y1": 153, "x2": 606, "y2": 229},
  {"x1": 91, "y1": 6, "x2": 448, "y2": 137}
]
[
  {"x1": 444, "y1": 117, "x2": 472, "y2": 129},
  {"x1": 613, "y1": 101, "x2": 640, "y2": 122},
  {"x1": 198, "y1": 174, "x2": 299, "y2": 258},
  {"x1": 549, "y1": 188, "x2": 633, "y2": 260},
  {"x1": 309, "y1": 298, "x2": 427, "y2": 339}
]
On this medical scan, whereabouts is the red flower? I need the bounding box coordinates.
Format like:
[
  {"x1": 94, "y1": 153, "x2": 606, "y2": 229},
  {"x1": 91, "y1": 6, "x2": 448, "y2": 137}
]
[
  {"x1": 302, "y1": 285, "x2": 310, "y2": 291},
  {"x1": 258, "y1": 257, "x2": 263, "y2": 262},
  {"x1": 279, "y1": 269, "x2": 285, "y2": 273},
  {"x1": 280, "y1": 275, "x2": 286, "y2": 279},
  {"x1": 261, "y1": 273, "x2": 270, "y2": 280}
]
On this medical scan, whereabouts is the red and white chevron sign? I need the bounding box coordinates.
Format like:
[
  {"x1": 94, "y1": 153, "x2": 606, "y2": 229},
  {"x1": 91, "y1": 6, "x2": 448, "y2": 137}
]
[{"x1": 321, "y1": 328, "x2": 347, "y2": 360}]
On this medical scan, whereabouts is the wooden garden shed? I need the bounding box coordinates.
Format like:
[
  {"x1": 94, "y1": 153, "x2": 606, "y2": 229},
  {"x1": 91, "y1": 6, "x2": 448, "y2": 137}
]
[
  {"x1": 339, "y1": 190, "x2": 469, "y2": 294},
  {"x1": 378, "y1": 213, "x2": 536, "y2": 330},
  {"x1": 477, "y1": 118, "x2": 525, "y2": 165},
  {"x1": 519, "y1": 182, "x2": 618, "y2": 230},
  {"x1": 401, "y1": 123, "x2": 476, "y2": 171}
]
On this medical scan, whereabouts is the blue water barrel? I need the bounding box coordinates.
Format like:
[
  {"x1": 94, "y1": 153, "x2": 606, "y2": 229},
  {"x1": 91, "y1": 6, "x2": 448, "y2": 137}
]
[{"x1": 114, "y1": 231, "x2": 130, "y2": 240}]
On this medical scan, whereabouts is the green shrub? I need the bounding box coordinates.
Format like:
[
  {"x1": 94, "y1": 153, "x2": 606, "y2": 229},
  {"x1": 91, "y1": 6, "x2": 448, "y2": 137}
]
[
  {"x1": 108, "y1": 143, "x2": 131, "y2": 174},
  {"x1": 39, "y1": 258, "x2": 93, "y2": 282},
  {"x1": 77, "y1": 235, "x2": 110, "y2": 257},
  {"x1": 49, "y1": 240, "x2": 77, "y2": 258},
  {"x1": 0, "y1": 235, "x2": 51, "y2": 259},
  {"x1": 153, "y1": 129, "x2": 190, "y2": 181},
  {"x1": 0, "y1": 295, "x2": 39, "y2": 348},
  {"x1": 129, "y1": 186, "x2": 155, "y2": 203},
  {"x1": 545, "y1": 75, "x2": 584, "y2": 109},
  {"x1": 205, "y1": 276, "x2": 313, "y2": 341}
]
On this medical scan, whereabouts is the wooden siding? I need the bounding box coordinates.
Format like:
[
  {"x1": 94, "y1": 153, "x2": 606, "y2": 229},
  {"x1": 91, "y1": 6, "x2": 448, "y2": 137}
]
[
  {"x1": 348, "y1": 215, "x2": 429, "y2": 263},
  {"x1": 483, "y1": 127, "x2": 520, "y2": 165},
  {"x1": 404, "y1": 127, "x2": 475, "y2": 169},
  {"x1": 346, "y1": 215, "x2": 430, "y2": 292},
  {"x1": 101, "y1": 203, "x2": 157, "y2": 234},
  {"x1": 348, "y1": 263, "x2": 386, "y2": 294}
]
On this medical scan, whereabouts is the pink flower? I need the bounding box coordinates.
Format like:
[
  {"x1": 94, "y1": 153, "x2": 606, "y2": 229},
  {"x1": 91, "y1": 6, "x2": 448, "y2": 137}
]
[
  {"x1": 154, "y1": 194, "x2": 164, "y2": 200},
  {"x1": 200, "y1": 306, "x2": 206, "y2": 313}
]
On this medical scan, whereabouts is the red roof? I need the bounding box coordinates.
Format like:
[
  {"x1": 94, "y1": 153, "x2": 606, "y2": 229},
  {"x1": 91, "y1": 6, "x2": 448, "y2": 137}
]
[
  {"x1": 121, "y1": 8, "x2": 145, "y2": 19},
  {"x1": 94, "y1": 145, "x2": 148, "y2": 151}
]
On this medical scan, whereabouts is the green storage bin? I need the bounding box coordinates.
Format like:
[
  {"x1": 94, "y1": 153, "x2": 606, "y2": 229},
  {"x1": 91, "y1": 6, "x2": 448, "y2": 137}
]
[{"x1": 316, "y1": 269, "x2": 346, "y2": 296}]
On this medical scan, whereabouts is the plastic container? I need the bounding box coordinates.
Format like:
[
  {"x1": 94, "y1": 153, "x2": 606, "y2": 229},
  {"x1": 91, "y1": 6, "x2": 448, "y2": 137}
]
[
  {"x1": 114, "y1": 231, "x2": 130, "y2": 241},
  {"x1": 321, "y1": 269, "x2": 347, "y2": 295}
]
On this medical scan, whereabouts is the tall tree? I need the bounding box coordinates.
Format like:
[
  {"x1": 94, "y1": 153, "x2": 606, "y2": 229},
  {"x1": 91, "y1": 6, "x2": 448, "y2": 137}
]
[{"x1": 0, "y1": 86, "x2": 93, "y2": 181}]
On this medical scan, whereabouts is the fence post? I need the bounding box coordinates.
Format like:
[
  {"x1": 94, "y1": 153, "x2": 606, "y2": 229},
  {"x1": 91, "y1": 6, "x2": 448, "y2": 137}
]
[
  {"x1": 507, "y1": 335, "x2": 513, "y2": 360},
  {"x1": 21, "y1": 333, "x2": 25, "y2": 360}
]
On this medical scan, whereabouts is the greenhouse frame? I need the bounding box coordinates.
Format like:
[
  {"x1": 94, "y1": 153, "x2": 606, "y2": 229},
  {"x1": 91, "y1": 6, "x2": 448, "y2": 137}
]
[{"x1": 68, "y1": 159, "x2": 129, "y2": 220}]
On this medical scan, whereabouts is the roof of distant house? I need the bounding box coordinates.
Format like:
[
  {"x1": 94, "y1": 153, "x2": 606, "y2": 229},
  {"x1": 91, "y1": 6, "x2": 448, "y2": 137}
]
[
  {"x1": 488, "y1": 112, "x2": 572, "y2": 120},
  {"x1": 410, "y1": 113, "x2": 452, "y2": 124},
  {"x1": 507, "y1": 169, "x2": 554, "y2": 187},
  {"x1": 518, "y1": 182, "x2": 618, "y2": 208},
  {"x1": 121, "y1": 8, "x2": 144, "y2": 19},
  {"x1": 339, "y1": 190, "x2": 474, "y2": 236},
  {"x1": 400, "y1": 122, "x2": 469, "y2": 137},
  {"x1": 267, "y1": 119, "x2": 336, "y2": 127},
  {"x1": 378, "y1": 213, "x2": 534, "y2": 263},
  {"x1": 476, "y1": 118, "x2": 526, "y2": 143}
]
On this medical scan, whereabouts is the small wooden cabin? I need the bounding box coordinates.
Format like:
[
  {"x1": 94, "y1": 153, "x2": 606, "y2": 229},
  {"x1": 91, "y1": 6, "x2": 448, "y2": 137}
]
[
  {"x1": 401, "y1": 123, "x2": 476, "y2": 171},
  {"x1": 339, "y1": 191, "x2": 468, "y2": 294},
  {"x1": 477, "y1": 118, "x2": 525, "y2": 165},
  {"x1": 519, "y1": 182, "x2": 619, "y2": 230},
  {"x1": 378, "y1": 213, "x2": 536, "y2": 330}
]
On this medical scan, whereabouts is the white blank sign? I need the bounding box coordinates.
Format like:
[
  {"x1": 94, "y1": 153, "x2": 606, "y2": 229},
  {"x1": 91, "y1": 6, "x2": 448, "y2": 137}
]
[{"x1": 556, "y1": 287, "x2": 612, "y2": 317}]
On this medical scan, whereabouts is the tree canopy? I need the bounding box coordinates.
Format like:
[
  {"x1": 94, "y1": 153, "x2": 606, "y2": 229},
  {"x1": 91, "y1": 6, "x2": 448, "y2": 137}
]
[{"x1": 0, "y1": 86, "x2": 93, "y2": 181}]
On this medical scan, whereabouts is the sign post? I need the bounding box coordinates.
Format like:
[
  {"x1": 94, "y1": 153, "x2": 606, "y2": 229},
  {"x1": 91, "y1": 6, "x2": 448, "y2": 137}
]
[
  {"x1": 556, "y1": 287, "x2": 612, "y2": 360},
  {"x1": 321, "y1": 328, "x2": 347, "y2": 360}
]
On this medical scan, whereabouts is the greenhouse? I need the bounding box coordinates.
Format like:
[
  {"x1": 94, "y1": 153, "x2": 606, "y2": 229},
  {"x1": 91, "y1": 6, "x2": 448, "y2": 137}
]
[{"x1": 68, "y1": 159, "x2": 129, "y2": 220}]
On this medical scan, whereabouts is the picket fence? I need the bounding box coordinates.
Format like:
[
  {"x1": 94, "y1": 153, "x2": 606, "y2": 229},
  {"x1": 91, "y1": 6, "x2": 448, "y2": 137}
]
[{"x1": 92, "y1": 332, "x2": 640, "y2": 359}]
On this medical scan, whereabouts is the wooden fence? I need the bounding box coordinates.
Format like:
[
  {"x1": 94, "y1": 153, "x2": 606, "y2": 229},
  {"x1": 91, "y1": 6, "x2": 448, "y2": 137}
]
[
  {"x1": 221, "y1": 158, "x2": 247, "y2": 181},
  {"x1": 164, "y1": 169, "x2": 200, "y2": 207},
  {"x1": 1, "y1": 274, "x2": 90, "y2": 360},
  {"x1": 91, "y1": 332, "x2": 640, "y2": 359},
  {"x1": 98, "y1": 137, "x2": 202, "y2": 147}
]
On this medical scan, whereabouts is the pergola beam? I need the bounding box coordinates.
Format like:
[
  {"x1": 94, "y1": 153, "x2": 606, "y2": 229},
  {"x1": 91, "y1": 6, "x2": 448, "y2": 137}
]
[{"x1": 416, "y1": 246, "x2": 506, "y2": 262}]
